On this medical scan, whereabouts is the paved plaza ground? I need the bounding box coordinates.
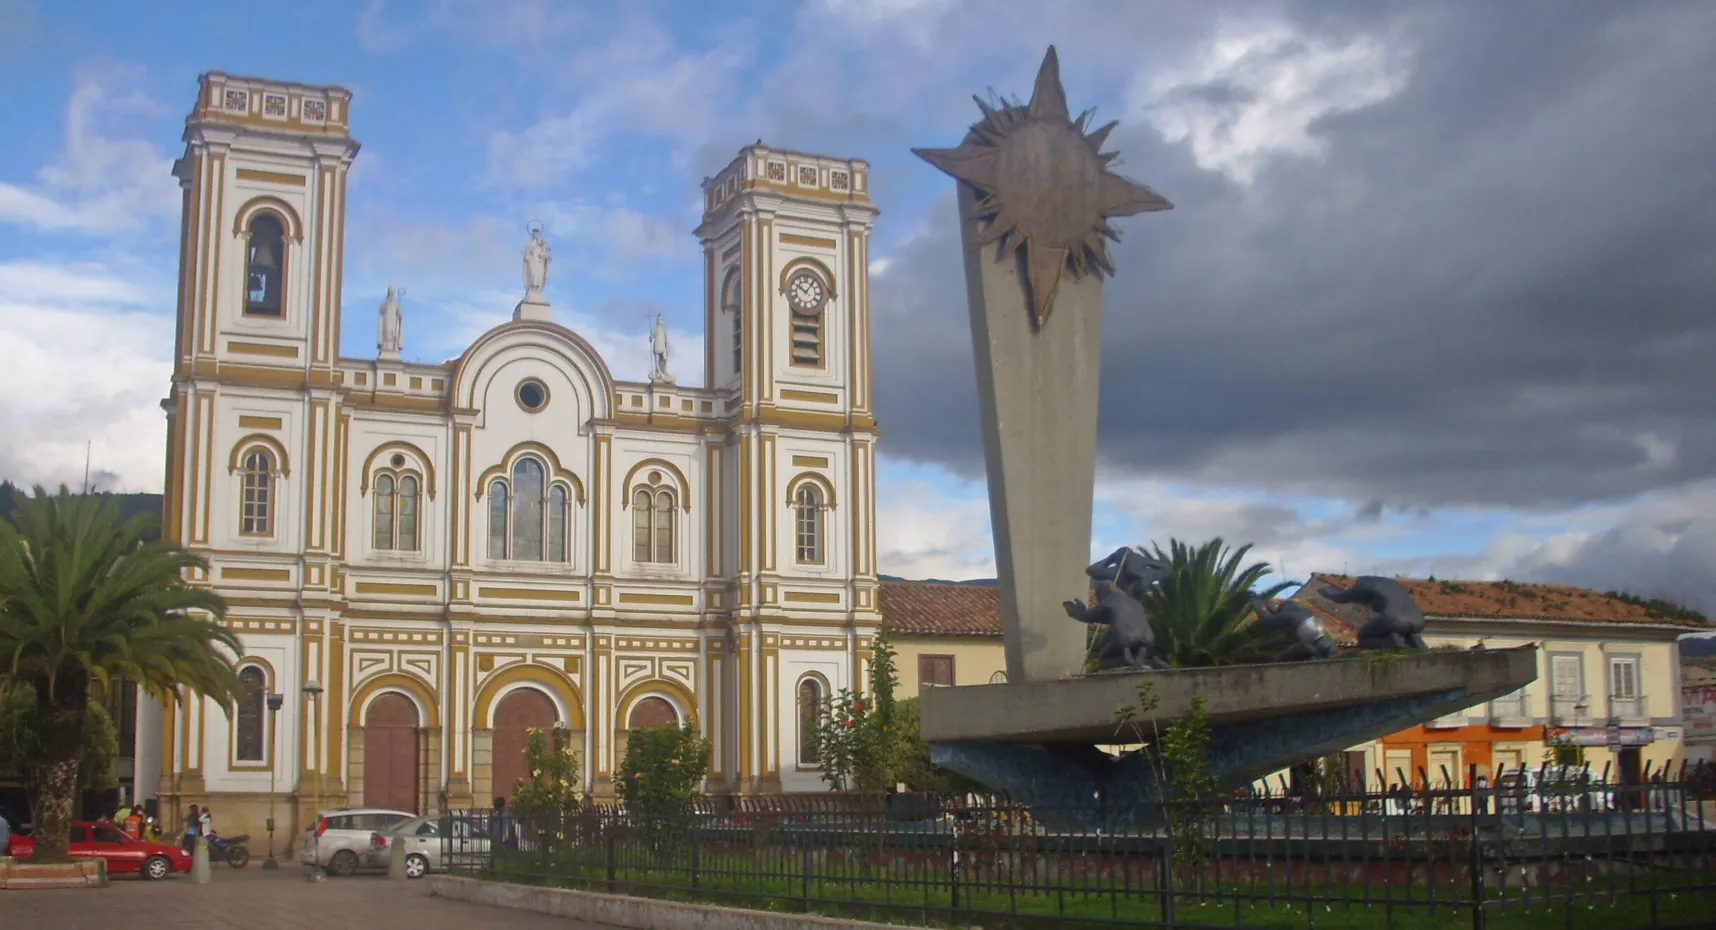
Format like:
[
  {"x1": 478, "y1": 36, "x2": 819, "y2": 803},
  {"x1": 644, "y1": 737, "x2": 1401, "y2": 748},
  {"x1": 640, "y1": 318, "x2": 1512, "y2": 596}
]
[{"x1": 1, "y1": 864, "x2": 607, "y2": 929}]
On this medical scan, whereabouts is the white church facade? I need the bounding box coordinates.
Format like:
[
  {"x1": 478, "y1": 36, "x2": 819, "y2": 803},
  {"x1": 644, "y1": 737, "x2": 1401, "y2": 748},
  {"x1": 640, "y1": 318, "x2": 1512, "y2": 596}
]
[{"x1": 137, "y1": 72, "x2": 886, "y2": 836}]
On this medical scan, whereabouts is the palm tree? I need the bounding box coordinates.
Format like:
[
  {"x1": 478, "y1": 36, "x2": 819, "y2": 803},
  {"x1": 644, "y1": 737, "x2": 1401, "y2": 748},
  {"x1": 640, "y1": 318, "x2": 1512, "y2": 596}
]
[
  {"x1": 0, "y1": 486, "x2": 241, "y2": 862},
  {"x1": 1141, "y1": 538, "x2": 1296, "y2": 667}
]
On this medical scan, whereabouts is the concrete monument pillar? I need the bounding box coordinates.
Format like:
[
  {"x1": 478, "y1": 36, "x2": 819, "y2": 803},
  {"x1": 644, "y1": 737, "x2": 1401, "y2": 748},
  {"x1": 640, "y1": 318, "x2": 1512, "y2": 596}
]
[{"x1": 915, "y1": 46, "x2": 1172, "y2": 682}]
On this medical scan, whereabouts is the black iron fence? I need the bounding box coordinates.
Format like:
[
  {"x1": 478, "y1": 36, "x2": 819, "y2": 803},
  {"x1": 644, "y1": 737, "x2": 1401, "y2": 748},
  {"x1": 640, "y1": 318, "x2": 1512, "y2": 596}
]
[{"x1": 443, "y1": 763, "x2": 1716, "y2": 929}]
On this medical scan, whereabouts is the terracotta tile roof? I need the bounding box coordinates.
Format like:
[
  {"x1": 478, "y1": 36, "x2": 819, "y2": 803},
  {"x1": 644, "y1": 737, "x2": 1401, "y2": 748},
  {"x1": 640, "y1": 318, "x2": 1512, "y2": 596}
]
[
  {"x1": 879, "y1": 581, "x2": 1002, "y2": 637},
  {"x1": 879, "y1": 575, "x2": 1711, "y2": 641},
  {"x1": 1291, "y1": 573, "x2": 1712, "y2": 638}
]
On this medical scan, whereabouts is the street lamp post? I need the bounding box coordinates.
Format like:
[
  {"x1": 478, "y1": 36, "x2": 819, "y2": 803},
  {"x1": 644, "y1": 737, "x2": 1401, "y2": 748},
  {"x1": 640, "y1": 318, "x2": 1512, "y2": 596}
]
[
  {"x1": 302, "y1": 681, "x2": 324, "y2": 876},
  {"x1": 262, "y1": 692, "x2": 284, "y2": 870}
]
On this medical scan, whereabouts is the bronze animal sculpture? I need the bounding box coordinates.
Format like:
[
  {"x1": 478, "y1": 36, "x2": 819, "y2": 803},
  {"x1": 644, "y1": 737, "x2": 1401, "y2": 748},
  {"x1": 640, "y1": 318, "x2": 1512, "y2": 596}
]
[
  {"x1": 1250, "y1": 597, "x2": 1338, "y2": 662},
  {"x1": 1319, "y1": 576, "x2": 1427, "y2": 650},
  {"x1": 1064, "y1": 581, "x2": 1170, "y2": 671}
]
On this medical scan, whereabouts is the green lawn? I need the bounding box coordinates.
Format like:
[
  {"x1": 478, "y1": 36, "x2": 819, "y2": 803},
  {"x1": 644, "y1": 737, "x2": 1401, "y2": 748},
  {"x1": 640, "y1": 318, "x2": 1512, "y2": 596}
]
[{"x1": 481, "y1": 848, "x2": 1716, "y2": 929}]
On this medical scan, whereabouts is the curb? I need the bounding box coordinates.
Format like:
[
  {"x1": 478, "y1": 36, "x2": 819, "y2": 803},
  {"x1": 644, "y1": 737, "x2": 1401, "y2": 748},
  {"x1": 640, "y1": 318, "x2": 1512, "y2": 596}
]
[{"x1": 427, "y1": 875, "x2": 898, "y2": 930}]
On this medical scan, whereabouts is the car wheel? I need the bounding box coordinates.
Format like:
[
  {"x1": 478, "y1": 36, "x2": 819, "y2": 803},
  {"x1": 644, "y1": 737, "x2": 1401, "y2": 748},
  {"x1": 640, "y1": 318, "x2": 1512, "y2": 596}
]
[
  {"x1": 404, "y1": 853, "x2": 429, "y2": 879},
  {"x1": 226, "y1": 845, "x2": 251, "y2": 869},
  {"x1": 142, "y1": 856, "x2": 172, "y2": 881},
  {"x1": 327, "y1": 850, "x2": 359, "y2": 878}
]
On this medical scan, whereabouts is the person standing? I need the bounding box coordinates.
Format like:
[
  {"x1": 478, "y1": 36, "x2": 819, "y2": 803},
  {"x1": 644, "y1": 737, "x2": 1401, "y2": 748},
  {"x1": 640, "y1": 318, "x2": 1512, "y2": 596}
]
[
  {"x1": 182, "y1": 804, "x2": 201, "y2": 854},
  {"x1": 123, "y1": 807, "x2": 144, "y2": 841},
  {"x1": 0, "y1": 808, "x2": 11, "y2": 857},
  {"x1": 199, "y1": 806, "x2": 214, "y2": 841}
]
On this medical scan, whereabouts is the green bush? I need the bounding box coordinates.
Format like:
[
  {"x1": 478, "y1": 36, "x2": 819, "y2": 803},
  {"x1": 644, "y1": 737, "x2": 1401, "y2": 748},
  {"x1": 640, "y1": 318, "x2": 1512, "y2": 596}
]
[{"x1": 616, "y1": 724, "x2": 711, "y2": 826}]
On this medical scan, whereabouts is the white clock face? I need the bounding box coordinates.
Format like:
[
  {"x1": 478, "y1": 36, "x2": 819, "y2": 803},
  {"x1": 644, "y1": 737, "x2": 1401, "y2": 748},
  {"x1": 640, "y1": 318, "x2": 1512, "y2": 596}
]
[{"x1": 788, "y1": 273, "x2": 825, "y2": 310}]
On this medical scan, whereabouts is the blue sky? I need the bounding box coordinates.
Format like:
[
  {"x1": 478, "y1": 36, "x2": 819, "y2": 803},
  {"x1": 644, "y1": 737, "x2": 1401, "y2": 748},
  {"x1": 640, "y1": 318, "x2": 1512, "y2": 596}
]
[{"x1": 2, "y1": 1, "x2": 1713, "y2": 613}]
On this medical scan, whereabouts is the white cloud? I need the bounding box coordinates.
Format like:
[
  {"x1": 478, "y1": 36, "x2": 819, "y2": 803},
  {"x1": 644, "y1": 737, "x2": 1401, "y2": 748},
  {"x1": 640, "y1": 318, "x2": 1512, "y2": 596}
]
[
  {"x1": 816, "y1": 0, "x2": 958, "y2": 48},
  {"x1": 482, "y1": 20, "x2": 753, "y2": 188},
  {"x1": 1134, "y1": 18, "x2": 1412, "y2": 185},
  {"x1": 0, "y1": 260, "x2": 172, "y2": 493},
  {"x1": 874, "y1": 468, "x2": 995, "y2": 580},
  {"x1": 0, "y1": 64, "x2": 179, "y2": 233}
]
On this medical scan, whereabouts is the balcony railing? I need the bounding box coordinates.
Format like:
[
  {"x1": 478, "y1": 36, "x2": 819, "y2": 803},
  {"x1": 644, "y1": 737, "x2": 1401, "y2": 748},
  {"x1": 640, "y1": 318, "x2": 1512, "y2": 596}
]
[{"x1": 1610, "y1": 696, "x2": 1646, "y2": 721}]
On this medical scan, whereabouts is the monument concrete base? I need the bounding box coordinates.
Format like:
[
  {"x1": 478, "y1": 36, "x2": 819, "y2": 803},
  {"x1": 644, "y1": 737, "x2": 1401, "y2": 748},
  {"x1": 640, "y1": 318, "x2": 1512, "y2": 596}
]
[{"x1": 923, "y1": 646, "x2": 1537, "y2": 830}]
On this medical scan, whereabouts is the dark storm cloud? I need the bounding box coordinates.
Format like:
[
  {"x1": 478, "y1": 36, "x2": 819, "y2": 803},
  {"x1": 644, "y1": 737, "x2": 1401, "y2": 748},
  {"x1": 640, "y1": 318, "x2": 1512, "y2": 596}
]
[{"x1": 866, "y1": 2, "x2": 1716, "y2": 511}]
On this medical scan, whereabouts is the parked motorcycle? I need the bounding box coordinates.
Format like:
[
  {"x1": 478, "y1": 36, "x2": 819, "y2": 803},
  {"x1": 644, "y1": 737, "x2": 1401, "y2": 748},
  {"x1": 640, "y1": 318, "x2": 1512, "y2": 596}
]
[{"x1": 207, "y1": 832, "x2": 252, "y2": 868}]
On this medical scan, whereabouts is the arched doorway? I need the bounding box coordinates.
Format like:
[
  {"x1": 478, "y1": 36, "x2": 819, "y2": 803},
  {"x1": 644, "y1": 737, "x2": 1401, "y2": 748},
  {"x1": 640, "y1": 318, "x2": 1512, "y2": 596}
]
[
  {"x1": 491, "y1": 688, "x2": 558, "y2": 804},
  {"x1": 363, "y1": 693, "x2": 420, "y2": 813}
]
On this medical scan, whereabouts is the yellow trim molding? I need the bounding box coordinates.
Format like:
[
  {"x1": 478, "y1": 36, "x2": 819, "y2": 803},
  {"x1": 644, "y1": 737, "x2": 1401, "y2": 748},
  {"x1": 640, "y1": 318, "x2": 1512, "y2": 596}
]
[
  {"x1": 471, "y1": 662, "x2": 585, "y2": 730},
  {"x1": 227, "y1": 434, "x2": 292, "y2": 477},
  {"x1": 349, "y1": 671, "x2": 441, "y2": 728},
  {"x1": 359, "y1": 440, "x2": 439, "y2": 500},
  {"x1": 619, "y1": 457, "x2": 692, "y2": 512}
]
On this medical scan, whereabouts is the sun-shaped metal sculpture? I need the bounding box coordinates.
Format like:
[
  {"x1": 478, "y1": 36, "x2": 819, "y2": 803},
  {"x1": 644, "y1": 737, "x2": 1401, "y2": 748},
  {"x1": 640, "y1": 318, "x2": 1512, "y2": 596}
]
[{"x1": 913, "y1": 46, "x2": 1172, "y2": 329}]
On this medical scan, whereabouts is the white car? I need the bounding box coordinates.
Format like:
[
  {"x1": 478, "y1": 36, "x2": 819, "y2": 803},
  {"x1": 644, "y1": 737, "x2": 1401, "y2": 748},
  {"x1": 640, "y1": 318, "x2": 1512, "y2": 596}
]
[
  {"x1": 382, "y1": 815, "x2": 490, "y2": 879},
  {"x1": 299, "y1": 807, "x2": 414, "y2": 876}
]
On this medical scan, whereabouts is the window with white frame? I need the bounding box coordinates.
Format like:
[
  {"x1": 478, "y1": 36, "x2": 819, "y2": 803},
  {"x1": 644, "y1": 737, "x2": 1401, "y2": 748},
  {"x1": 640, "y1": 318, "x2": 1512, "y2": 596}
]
[
  {"x1": 1549, "y1": 652, "x2": 1585, "y2": 718},
  {"x1": 1609, "y1": 655, "x2": 1642, "y2": 718},
  {"x1": 239, "y1": 449, "x2": 275, "y2": 536}
]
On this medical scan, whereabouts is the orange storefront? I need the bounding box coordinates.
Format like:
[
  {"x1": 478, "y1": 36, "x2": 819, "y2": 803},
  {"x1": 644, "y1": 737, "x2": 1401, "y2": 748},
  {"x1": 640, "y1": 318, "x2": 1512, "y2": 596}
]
[{"x1": 1377, "y1": 722, "x2": 1548, "y2": 787}]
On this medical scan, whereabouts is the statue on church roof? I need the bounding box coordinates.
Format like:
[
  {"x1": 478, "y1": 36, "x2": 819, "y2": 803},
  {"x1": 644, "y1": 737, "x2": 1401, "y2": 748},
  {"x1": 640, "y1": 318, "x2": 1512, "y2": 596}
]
[
  {"x1": 649, "y1": 313, "x2": 674, "y2": 383},
  {"x1": 377, "y1": 285, "x2": 404, "y2": 358},
  {"x1": 523, "y1": 227, "x2": 551, "y2": 300}
]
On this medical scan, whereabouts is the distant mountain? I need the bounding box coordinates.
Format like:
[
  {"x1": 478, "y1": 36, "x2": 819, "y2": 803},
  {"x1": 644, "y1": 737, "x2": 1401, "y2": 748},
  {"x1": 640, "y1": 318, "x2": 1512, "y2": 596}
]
[
  {"x1": 0, "y1": 482, "x2": 164, "y2": 541},
  {"x1": 880, "y1": 574, "x2": 997, "y2": 586},
  {"x1": 1680, "y1": 636, "x2": 1716, "y2": 658}
]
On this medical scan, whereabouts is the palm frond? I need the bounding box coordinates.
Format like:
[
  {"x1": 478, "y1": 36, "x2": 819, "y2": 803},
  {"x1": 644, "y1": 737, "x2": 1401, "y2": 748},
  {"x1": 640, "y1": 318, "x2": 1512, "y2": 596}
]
[
  {"x1": 1141, "y1": 537, "x2": 1296, "y2": 668},
  {"x1": 0, "y1": 485, "x2": 241, "y2": 709}
]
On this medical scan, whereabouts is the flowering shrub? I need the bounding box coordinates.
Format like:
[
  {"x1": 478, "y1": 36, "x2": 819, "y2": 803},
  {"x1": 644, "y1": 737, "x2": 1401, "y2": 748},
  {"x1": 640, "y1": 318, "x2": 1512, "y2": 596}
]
[
  {"x1": 510, "y1": 726, "x2": 582, "y2": 823},
  {"x1": 616, "y1": 723, "x2": 712, "y2": 828}
]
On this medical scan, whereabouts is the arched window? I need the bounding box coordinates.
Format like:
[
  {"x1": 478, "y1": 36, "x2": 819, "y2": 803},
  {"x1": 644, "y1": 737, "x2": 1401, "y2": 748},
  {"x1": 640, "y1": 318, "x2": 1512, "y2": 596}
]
[
  {"x1": 240, "y1": 450, "x2": 273, "y2": 536},
  {"x1": 244, "y1": 213, "x2": 286, "y2": 317},
  {"x1": 723, "y1": 271, "x2": 743, "y2": 379},
  {"x1": 397, "y1": 475, "x2": 419, "y2": 551},
  {"x1": 487, "y1": 479, "x2": 509, "y2": 559},
  {"x1": 510, "y1": 458, "x2": 545, "y2": 561},
  {"x1": 373, "y1": 473, "x2": 421, "y2": 552},
  {"x1": 233, "y1": 666, "x2": 267, "y2": 763},
  {"x1": 797, "y1": 677, "x2": 824, "y2": 766},
  {"x1": 548, "y1": 485, "x2": 569, "y2": 563},
  {"x1": 631, "y1": 487, "x2": 676, "y2": 563},
  {"x1": 373, "y1": 474, "x2": 395, "y2": 549},
  {"x1": 794, "y1": 484, "x2": 824, "y2": 564}
]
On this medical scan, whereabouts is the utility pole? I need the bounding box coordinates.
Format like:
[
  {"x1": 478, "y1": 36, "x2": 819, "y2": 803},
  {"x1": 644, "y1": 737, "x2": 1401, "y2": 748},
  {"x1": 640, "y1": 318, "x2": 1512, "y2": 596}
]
[{"x1": 83, "y1": 440, "x2": 92, "y2": 493}]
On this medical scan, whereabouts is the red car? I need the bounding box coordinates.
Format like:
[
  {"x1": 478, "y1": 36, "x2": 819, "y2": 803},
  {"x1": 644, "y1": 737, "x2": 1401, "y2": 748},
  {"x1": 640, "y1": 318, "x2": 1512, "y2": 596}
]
[{"x1": 7, "y1": 821, "x2": 193, "y2": 880}]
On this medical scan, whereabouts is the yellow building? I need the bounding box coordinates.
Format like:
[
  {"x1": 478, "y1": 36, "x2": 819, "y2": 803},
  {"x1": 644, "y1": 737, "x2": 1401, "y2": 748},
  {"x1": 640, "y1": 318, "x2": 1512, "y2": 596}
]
[
  {"x1": 1293, "y1": 575, "x2": 1702, "y2": 789},
  {"x1": 138, "y1": 71, "x2": 888, "y2": 844},
  {"x1": 878, "y1": 582, "x2": 1008, "y2": 696}
]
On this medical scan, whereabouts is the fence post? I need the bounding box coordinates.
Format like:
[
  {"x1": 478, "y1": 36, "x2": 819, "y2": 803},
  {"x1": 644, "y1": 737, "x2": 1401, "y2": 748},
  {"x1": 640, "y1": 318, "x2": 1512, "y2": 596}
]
[
  {"x1": 1159, "y1": 831, "x2": 1176, "y2": 925},
  {"x1": 605, "y1": 832, "x2": 617, "y2": 890},
  {"x1": 802, "y1": 844, "x2": 813, "y2": 913},
  {"x1": 1469, "y1": 764, "x2": 1486, "y2": 930},
  {"x1": 690, "y1": 828, "x2": 700, "y2": 892}
]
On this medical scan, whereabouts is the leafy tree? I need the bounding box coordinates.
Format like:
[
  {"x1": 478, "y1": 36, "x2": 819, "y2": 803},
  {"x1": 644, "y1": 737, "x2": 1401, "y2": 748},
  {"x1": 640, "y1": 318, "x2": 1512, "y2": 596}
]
[
  {"x1": 615, "y1": 724, "x2": 712, "y2": 828},
  {"x1": 889, "y1": 697, "x2": 985, "y2": 795},
  {"x1": 0, "y1": 487, "x2": 241, "y2": 861},
  {"x1": 1141, "y1": 538, "x2": 1295, "y2": 667}
]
